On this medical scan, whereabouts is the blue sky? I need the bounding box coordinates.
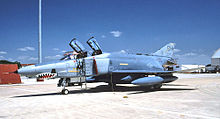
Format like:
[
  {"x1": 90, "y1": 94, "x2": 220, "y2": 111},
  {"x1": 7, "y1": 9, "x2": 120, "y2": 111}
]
[{"x1": 0, "y1": 0, "x2": 220, "y2": 64}]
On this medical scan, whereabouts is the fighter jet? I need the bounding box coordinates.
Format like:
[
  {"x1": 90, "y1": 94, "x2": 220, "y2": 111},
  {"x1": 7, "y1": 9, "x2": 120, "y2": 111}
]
[{"x1": 15, "y1": 37, "x2": 179, "y2": 94}]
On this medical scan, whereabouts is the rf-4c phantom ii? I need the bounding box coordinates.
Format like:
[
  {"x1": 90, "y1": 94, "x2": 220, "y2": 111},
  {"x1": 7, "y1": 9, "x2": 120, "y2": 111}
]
[{"x1": 15, "y1": 37, "x2": 180, "y2": 94}]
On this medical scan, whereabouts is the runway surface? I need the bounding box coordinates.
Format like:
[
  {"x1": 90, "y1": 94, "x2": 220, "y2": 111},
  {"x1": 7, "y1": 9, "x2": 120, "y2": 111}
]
[{"x1": 0, "y1": 74, "x2": 220, "y2": 119}]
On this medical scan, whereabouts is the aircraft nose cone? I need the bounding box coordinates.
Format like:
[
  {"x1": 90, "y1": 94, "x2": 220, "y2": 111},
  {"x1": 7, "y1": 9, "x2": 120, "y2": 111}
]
[
  {"x1": 17, "y1": 68, "x2": 27, "y2": 74},
  {"x1": 16, "y1": 65, "x2": 36, "y2": 75}
]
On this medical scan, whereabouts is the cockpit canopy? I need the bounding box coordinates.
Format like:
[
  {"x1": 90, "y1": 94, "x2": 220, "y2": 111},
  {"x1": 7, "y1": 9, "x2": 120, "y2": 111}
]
[
  {"x1": 87, "y1": 37, "x2": 102, "y2": 56},
  {"x1": 68, "y1": 37, "x2": 103, "y2": 59},
  {"x1": 69, "y1": 38, "x2": 87, "y2": 58}
]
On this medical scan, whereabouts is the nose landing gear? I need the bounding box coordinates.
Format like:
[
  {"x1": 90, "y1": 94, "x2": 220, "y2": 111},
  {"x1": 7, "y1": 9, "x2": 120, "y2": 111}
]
[
  {"x1": 61, "y1": 89, "x2": 69, "y2": 95},
  {"x1": 59, "y1": 78, "x2": 69, "y2": 95}
]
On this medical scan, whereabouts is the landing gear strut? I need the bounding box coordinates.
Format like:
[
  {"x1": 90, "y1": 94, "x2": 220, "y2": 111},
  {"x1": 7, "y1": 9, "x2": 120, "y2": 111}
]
[
  {"x1": 109, "y1": 73, "x2": 116, "y2": 91},
  {"x1": 108, "y1": 82, "x2": 116, "y2": 90},
  {"x1": 60, "y1": 78, "x2": 69, "y2": 95}
]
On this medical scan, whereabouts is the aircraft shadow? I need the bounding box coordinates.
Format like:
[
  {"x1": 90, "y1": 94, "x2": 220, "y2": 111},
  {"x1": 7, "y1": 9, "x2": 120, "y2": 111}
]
[
  {"x1": 12, "y1": 85, "x2": 195, "y2": 98},
  {"x1": 162, "y1": 84, "x2": 189, "y2": 86}
]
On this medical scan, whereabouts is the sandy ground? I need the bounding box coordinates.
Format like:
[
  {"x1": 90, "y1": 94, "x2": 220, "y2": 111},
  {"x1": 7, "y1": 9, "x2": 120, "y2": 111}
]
[{"x1": 0, "y1": 74, "x2": 220, "y2": 119}]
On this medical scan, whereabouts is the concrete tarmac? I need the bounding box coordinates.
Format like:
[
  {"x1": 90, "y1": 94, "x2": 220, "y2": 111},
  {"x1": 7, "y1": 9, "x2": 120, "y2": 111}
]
[{"x1": 0, "y1": 74, "x2": 220, "y2": 119}]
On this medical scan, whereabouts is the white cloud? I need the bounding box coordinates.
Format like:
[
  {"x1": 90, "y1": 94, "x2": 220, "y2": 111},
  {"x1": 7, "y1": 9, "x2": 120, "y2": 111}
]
[
  {"x1": 110, "y1": 31, "x2": 122, "y2": 37},
  {"x1": 0, "y1": 51, "x2": 7, "y2": 54},
  {"x1": 199, "y1": 54, "x2": 207, "y2": 57},
  {"x1": 29, "y1": 57, "x2": 38, "y2": 61},
  {"x1": 119, "y1": 50, "x2": 126, "y2": 53},
  {"x1": 101, "y1": 35, "x2": 106, "y2": 38},
  {"x1": 175, "y1": 52, "x2": 197, "y2": 57},
  {"x1": 17, "y1": 56, "x2": 37, "y2": 61},
  {"x1": 45, "y1": 55, "x2": 62, "y2": 60},
  {"x1": 18, "y1": 56, "x2": 28, "y2": 60},
  {"x1": 175, "y1": 52, "x2": 210, "y2": 65},
  {"x1": 61, "y1": 50, "x2": 67, "y2": 53},
  {"x1": 53, "y1": 48, "x2": 59, "y2": 51},
  {"x1": 17, "y1": 47, "x2": 35, "y2": 51},
  {"x1": 173, "y1": 49, "x2": 181, "y2": 53},
  {"x1": 26, "y1": 47, "x2": 35, "y2": 51},
  {"x1": 183, "y1": 52, "x2": 197, "y2": 56},
  {"x1": 0, "y1": 56, "x2": 14, "y2": 61},
  {"x1": 7, "y1": 58, "x2": 14, "y2": 61},
  {"x1": 0, "y1": 56, "x2": 5, "y2": 59}
]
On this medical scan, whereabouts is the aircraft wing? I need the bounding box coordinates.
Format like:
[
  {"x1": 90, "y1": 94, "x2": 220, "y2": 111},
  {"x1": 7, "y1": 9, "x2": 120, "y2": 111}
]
[
  {"x1": 112, "y1": 67, "x2": 205, "y2": 74},
  {"x1": 112, "y1": 70, "x2": 173, "y2": 74}
]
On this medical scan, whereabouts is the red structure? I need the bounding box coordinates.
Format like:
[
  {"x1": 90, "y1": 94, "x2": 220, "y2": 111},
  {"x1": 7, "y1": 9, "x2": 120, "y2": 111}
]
[
  {"x1": 0, "y1": 64, "x2": 21, "y2": 84},
  {"x1": 21, "y1": 64, "x2": 35, "y2": 67}
]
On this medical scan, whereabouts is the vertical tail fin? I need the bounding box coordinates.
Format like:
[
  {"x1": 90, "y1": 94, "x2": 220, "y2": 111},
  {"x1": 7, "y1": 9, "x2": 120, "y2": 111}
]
[{"x1": 152, "y1": 43, "x2": 175, "y2": 57}]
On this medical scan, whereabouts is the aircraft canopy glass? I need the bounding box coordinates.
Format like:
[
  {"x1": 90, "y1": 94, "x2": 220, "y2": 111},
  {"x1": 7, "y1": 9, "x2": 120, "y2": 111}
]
[
  {"x1": 69, "y1": 39, "x2": 86, "y2": 53},
  {"x1": 87, "y1": 37, "x2": 102, "y2": 56},
  {"x1": 87, "y1": 38, "x2": 101, "y2": 51}
]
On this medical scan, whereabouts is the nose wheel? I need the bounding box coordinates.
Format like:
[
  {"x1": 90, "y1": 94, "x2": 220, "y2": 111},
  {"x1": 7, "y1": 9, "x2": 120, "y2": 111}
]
[{"x1": 61, "y1": 89, "x2": 69, "y2": 95}]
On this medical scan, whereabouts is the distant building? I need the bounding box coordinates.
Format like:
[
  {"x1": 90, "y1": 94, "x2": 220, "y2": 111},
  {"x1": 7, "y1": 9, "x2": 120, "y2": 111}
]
[
  {"x1": 206, "y1": 48, "x2": 220, "y2": 73},
  {"x1": 181, "y1": 65, "x2": 205, "y2": 73},
  {"x1": 21, "y1": 64, "x2": 35, "y2": 67},
  {"x1": 211, "y1": 48, "x2": 220, "y2": 67}
]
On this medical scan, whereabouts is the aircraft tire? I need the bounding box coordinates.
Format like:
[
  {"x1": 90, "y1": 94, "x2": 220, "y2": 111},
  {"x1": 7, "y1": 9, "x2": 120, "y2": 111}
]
[{"x1": 62, "y1": 89, "x2": 69, "y2": 95}]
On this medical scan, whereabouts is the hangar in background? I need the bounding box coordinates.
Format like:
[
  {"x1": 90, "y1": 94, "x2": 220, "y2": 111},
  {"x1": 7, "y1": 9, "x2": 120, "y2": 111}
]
[
  {"x1": 180, "y1": 65, "x2": 205, "y2": 73},
  {"x1": 206, "y1": 48, "x2": 220, "y2": 73},
  {"x1": 212, "y1": 48, "x2": 220, "y2": 66}
]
